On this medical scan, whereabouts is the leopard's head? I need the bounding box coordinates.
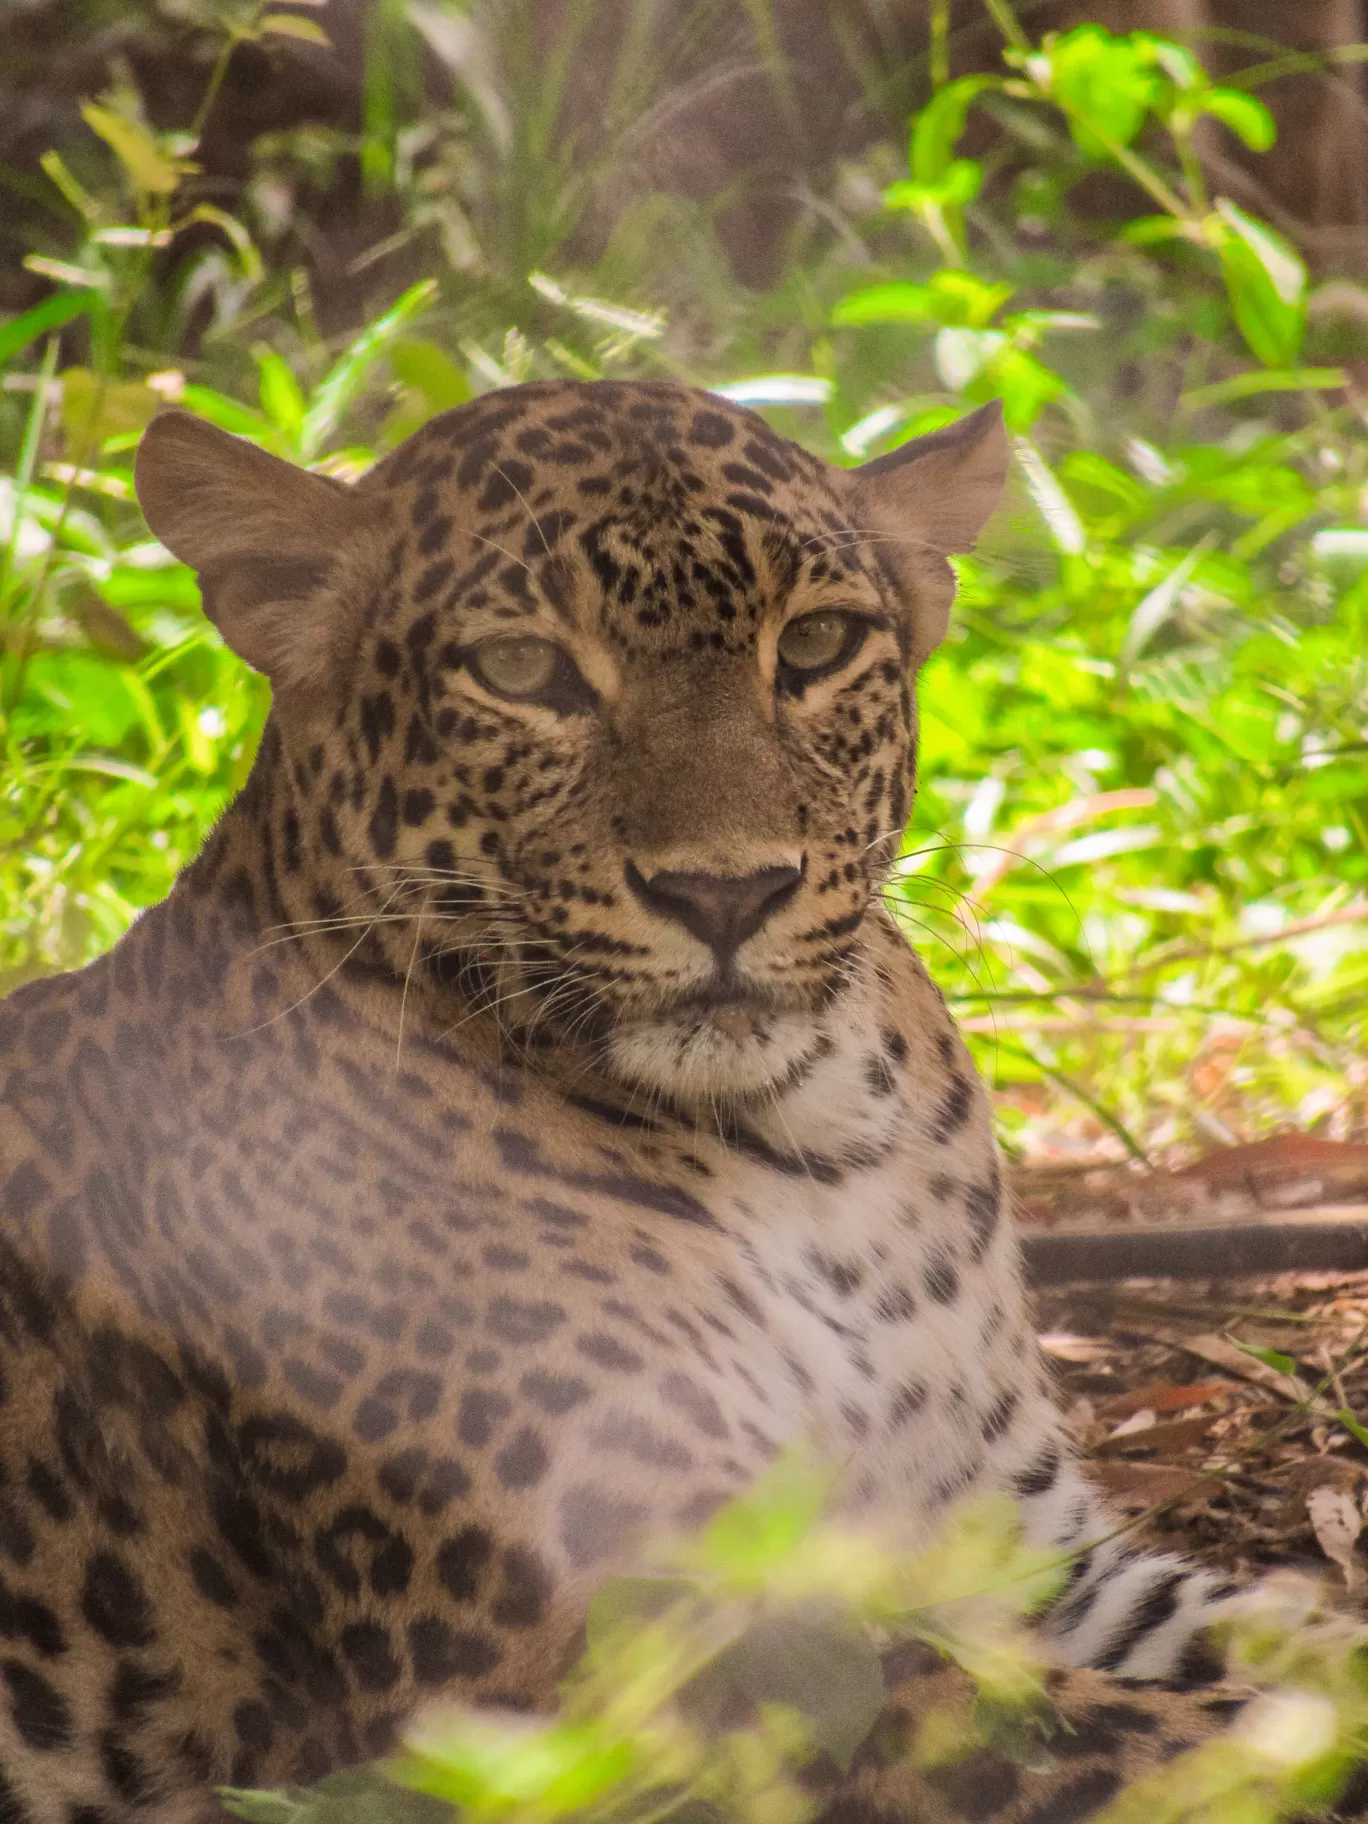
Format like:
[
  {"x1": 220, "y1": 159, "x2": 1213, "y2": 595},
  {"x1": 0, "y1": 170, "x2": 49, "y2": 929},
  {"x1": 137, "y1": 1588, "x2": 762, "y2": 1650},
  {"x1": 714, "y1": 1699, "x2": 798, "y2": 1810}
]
[{"x1": 136, "y1": 380, "x2": 1006, "y2": 1106}]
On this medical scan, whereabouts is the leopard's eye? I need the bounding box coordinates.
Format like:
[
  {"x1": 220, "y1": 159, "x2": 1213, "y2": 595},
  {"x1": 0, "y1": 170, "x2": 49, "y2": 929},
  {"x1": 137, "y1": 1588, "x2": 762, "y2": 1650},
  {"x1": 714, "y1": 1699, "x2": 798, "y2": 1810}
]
[
  {"x1": 470, "y1": 636, "x2": 563, "y2": 701},
  {"x1": 776, "y1": 611, "x2": 866, "y2": 680}
]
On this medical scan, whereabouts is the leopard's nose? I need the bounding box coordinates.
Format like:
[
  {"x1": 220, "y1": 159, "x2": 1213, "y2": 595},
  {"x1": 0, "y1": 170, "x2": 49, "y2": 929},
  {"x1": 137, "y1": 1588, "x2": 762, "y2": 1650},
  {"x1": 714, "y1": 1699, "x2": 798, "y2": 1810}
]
[{"x1": 625, "y1": 860, "x2": 804, "y2": 962}]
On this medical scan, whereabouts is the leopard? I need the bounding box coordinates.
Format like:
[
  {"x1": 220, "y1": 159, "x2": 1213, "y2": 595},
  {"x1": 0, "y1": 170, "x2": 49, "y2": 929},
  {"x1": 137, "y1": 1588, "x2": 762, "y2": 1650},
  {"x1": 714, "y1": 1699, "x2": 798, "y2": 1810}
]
[{"x1": 0, "y1": 376, "x2": 1306, "y2": 1823}]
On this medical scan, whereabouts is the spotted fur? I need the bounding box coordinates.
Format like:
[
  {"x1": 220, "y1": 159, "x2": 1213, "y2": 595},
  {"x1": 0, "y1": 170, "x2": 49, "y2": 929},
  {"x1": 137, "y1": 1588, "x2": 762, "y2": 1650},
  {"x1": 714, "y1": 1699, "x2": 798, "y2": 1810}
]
[{"x1": 0, "y1": 381, "x2": 1249, "y2": 1819}]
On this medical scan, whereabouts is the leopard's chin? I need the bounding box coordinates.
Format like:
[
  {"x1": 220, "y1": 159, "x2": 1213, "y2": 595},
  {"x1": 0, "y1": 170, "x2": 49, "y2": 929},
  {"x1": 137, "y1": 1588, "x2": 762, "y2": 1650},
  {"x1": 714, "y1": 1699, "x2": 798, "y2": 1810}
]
[{"x1": 603, "y1": 1003, "x2": 827, "y2": 1104}]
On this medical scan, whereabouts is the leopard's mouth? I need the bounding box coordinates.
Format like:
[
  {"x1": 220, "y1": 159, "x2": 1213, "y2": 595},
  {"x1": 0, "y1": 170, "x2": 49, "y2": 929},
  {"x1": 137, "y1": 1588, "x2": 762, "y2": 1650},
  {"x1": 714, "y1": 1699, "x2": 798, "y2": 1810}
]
[
  {"x1": 505, "y1": 938, "x2": 841, "y2": 1100},
  {"x1": 601, "y1": 997, "x2": 830, "y2": 1103}
]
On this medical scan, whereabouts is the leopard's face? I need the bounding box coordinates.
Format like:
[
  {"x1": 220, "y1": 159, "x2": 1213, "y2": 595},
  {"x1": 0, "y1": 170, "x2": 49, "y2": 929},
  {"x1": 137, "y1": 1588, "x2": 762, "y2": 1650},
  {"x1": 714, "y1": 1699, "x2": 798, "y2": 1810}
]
[{"x1": 137, "y1": 380, "x2": 1006, "y2": 1107}]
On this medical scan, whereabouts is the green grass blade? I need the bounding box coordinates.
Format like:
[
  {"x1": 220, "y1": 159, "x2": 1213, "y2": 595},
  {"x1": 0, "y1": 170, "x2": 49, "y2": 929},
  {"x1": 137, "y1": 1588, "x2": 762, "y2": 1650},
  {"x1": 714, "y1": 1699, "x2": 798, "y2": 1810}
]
[
  {"x1": 298, "y1": 280, "x2": 437, "y2": 462},
  {"x1": 0, "y1": 290, "x2": 97, "y2": 366}
]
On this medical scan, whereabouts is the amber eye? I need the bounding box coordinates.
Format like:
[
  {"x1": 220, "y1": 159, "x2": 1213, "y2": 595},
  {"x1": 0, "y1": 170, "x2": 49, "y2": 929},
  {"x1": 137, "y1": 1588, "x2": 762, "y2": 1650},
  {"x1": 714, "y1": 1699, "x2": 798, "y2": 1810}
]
[
  {"x1": 470, "y1": 636, "x2": 563, "y2": 700},
  {"x1": 776, "y1": 611, "x2": 865, "y2": 679}
]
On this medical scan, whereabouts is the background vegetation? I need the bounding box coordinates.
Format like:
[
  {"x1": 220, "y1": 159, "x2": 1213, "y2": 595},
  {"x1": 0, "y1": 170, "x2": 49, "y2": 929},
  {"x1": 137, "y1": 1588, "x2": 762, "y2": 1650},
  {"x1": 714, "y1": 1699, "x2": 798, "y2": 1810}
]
[{"x1": 3, "y1": 0, "x2": 1366, "y2": 1167}]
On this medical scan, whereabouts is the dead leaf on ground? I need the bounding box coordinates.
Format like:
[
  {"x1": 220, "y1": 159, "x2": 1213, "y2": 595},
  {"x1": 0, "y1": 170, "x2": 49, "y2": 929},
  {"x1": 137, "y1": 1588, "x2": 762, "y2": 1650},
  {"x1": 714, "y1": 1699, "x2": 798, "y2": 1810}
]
[
  {"x1": 1134, "y1": 1328, "x2": 1326, "y2": 1410},
  {"x1": 1087, "y1": 1461, "x2": 1210, "y2": 1508},
  {"x1": 1038, "y1": 1332, "x2": 1111, "y2": 1362},
  {"x1": 1094, "y1": 1413, "x2": 1222, "y2": 1458},
  {"x1": 1096, "y1": 1381, "x2": 1233, "y2": 1421}
]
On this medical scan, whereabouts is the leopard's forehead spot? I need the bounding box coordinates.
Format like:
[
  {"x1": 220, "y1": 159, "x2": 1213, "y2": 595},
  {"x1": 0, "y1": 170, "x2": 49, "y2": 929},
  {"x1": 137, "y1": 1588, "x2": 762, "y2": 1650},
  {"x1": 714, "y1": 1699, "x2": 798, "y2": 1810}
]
[{"x1": 364, "y1": 381, "x2": 871, "y2": 665}]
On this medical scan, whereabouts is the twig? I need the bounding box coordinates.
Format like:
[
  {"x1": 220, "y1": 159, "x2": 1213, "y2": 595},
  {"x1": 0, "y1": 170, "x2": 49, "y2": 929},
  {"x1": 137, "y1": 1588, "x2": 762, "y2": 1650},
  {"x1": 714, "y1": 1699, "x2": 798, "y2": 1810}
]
[{"x1": 1131, "y1": 901, "x2": 1368, "y2": 967}]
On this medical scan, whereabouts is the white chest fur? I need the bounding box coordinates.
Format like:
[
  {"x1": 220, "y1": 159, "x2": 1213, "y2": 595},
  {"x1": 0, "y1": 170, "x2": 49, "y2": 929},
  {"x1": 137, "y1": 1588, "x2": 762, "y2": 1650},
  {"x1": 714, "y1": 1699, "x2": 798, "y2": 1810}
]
[{"x1": 689, "y1": 986, "x2": 1060, "y2": 1540}]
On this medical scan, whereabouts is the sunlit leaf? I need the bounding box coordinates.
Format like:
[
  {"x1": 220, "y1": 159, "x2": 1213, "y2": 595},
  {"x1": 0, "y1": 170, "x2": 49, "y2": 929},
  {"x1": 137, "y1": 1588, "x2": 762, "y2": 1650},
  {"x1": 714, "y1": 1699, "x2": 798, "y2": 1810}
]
[
  {"x1": 178, "y1": 387, "x2": 272, "y2": 440},
  {"x1": 1212, "y1": 198, "x2": 1306, "y2": 369},
  {"x1": 388, "y1": 340, "x2": 471, "y2": 413},
  {"x1": 685, "y1": 1453, "x2": 833, "y2": 1586},
  {"x1": 832, "y1": 284, "x2": 938, "y2": 326},
  {"x1": 883, "y1": 160, "x2": 982, "y2": 213},
  {"x1": 1045, "y1": 25, "x2": 1163, "y2": 156},
  {"x1": 58, "y1": 369, "x2": 161, "y2": 451},
  {"x1": 81, "y1": 102, "x2": 183, "y2": 194},
  {"x1": 298, "y1": 279, "x2": 437, "y2": 460},
  {"x1": 0, "y1": 292, "x2": 97, "y2": 366},
  {"x1": 256, "y1": 351, "x2": 307, "y2": 440},
  {"x1": 1180, "y1": 367, "x2": 1343, "y2": 410},
  {"x1": 710, "y1": 376, "x2": 830, "y2": 406},
  {"x1": 1013, "y1": 439, "x2": 1086, "y2": 554},
  {"x1": 1230, "y1": 1339, "x2": 1299, "y2": 1377},
  {"x1": 1200, "y1": 88, "x2": 1276, "y2": 151},
  {"x1": 38, "y1": 150, "x2": 101, "y2": 220},
  {"x1": 1119, "y1": 215, "x2": 1187, "y2": 244},
  {"x1": 911, "y1": 75, "x2": 993, "y2": 182},
  {"x1": 933, "y1": 326, "x2": 1003, "y2": 391},
  {"x1": 1120, "y1": 538, "x2": 1214, "y2": 666},
  {"x1": 182, "y1": 205, "x2": 264, "y2": 284},
  {"x1": 401, "y1": 1714, "x2": 637, "y2": 1812},
  {"x1": 22, "y1": 256, "x2": 106, "y2": 290}
]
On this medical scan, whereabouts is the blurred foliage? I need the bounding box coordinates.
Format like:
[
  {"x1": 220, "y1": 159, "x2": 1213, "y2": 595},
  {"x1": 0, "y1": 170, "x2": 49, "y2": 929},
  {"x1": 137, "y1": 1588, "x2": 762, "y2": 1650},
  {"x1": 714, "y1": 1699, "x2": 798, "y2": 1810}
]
[
  {"x1": 211, "y1": 1458, "x2": 1368, "y2": 1824},
  {"x1": 2, "y1": 0, "x2": 1367, "y2": 1167},
  {"x1": 221, "y1": 1462, "x2": 1062, "y2": 1824}
]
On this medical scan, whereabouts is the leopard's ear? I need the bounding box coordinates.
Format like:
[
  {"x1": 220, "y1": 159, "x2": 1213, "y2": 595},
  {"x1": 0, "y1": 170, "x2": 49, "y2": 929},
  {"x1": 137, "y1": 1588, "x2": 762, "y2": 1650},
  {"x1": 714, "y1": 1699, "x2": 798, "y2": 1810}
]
[
  {"x1": 846, "y1": 400, "x2": 1009, "y2": 663},
  {"x1": 135, "y1": 411, "x2": 381, "y2": 693}
]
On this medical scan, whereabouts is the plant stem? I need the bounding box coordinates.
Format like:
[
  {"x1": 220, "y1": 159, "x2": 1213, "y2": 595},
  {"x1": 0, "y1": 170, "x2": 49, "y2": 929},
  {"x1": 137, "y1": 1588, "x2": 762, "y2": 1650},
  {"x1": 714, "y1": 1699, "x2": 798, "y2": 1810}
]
[
  {"x1": 930, "y1": 0, "x2": 950, "y2": 89},
  {"x1": 982, "y1": 0, "x2": 1029, "y2": 53}
]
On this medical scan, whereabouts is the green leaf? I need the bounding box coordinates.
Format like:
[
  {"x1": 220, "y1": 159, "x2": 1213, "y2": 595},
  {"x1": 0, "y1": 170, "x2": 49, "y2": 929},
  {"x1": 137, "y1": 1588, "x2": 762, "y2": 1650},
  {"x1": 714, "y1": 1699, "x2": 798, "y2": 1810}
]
[
  {"x1": 256, "y1": 351, "x2": 307, "y2": 440},
  {"x1": 23, "y1": 256, "x2": 106, "y2": 291},
  {"x1": 1046, "y1": 26, "x2": 1163, "y2": 156},
  {"x1": 1336, "y1": 1407, "x2": 1368, "y2": 1451},
  {"x1": 178, "y1": 386, "x2": 272, "y2": 439},
  {"x1": 983, "y1": 347, "x2": 1068, "y2": 431},
  {"x1": 832, "y1": 284, "x2": 937, "y2": 327},
  {"x1": 298, "y1": 279, "x2": 436, "y2": 461},
  {"x1": 221, "y1": 1770, "x2": 448, "y2": 1824},
  {"x1": 1014, "y1": 439, "x2": 1086, "y2": 553},
  {"x1": 81, "y1": 102, "x2": 182, "y2": 195},
  {"x1": 401, "y1": 1717, "x2": 636, "y2": 1813},
  {"x1": 688, "y1": 1453, "x2": 833, "y2": 1586},
  {"x1": 1213, "y1": 199, "x2": 1307, "y2": 368},
  {"x1": 1119, "y1": 215, "x2": 1188, "y2": 245},
  {"x1": 1180, "y1": 367, "x2": 1345, "y2": 411},
  {"x1": 911, "y1": 77, "x2": 993, "y2": 183},
  {"x1": 388, "y1": 339, "x2": 471, "y2": 413},
  {"x1": 1120, "y1": 539, "x2": 1212, "y2": 667},
  {"x1": 58, "y1": 369, "x2": 161, "y2": 450},
  {"x1": 934, "y1": 326, "x2": 1004, "y2": 392},
  {"x1": 39, "y1": 150, "x2": 101, "y2": 221},
  {"x1": 1231, "y1": 1339, "x2": 1299, "y2": 1377},
  {"x1": 1200, "y1": 88, "x2": 1276, "y2": 151},
  {"x1": 714, "y1": 1604, "x2": 885, "y2": 1771},
  {"x1": 259, "y1": 12, "x2": 331, "y2": 42},
  {"x1": 884, "y1": 160, "x2": 982, "y2": 213},
  {"x1": 183, "y1": 205, "x2": 264, "y2": 284},
  {"x1": 1137, "y1": 33, "x2": 1203, "y2": 91},
  {"x1": 0, "y1": 292, "x2": 97, "y2": 367}
]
